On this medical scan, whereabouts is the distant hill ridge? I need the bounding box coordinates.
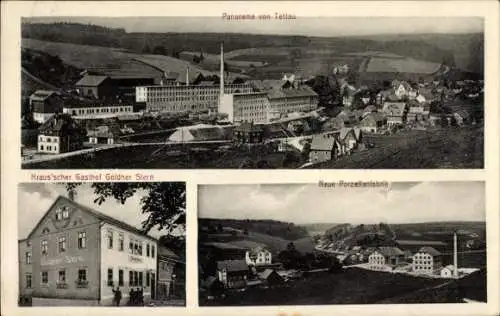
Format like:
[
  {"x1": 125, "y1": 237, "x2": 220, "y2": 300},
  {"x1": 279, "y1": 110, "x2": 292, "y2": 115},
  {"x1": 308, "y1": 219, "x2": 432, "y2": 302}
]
[{"x1": 21, "y1": 22, "x2": 482, "y2": 74}]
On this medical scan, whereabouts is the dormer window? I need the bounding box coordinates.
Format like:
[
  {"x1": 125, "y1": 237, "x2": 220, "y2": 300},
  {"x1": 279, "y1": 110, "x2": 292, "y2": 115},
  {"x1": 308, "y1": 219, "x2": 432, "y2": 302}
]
[
  {"x1": 62, "y1": 207, "x2": 69, "y2": 219},
  {"x1": 55, "y1": 209, "x2": 62, "y2": 220}
]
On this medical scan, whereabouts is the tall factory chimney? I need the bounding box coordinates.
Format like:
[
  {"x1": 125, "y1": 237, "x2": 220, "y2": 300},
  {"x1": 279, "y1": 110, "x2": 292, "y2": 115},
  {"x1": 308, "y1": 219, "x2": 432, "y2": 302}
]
[
  {"x1": 186, "y1": 67, "x2": 190, "y2": 87},
  {"x1": 220, "y1": 42, "x2": 224, "y2": 96},
  {"x1": 453, "y1": 231, "x2": 459, "y2": 278}
]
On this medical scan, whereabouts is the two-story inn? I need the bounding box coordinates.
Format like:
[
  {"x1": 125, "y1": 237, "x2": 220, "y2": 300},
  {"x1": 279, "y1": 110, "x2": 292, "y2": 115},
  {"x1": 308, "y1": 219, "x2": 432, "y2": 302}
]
[{"x1": 18, "y1": 195, "x2": 158, "y2": 306}]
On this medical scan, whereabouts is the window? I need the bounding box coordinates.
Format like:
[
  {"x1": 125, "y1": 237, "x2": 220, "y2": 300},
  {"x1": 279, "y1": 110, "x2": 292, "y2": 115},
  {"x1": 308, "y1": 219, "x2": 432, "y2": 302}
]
[
  {"x1": 78, "y1": 231, "x2": 86, "y2": 249},
  {"x1": 55, "y1": 209, "x2": 62, "y2": 220},
  {"x1": 59, "y1": 270, "x2": 66, "y2": 283},
  {"x1": 151, "y1": 245, "x2": 155, "y2": 258},
  {"x1": 138, "y1": 272, "x2": 143, "y2": 286},
  {"x1": 41, "y1": 240, "x2": 48, "y2": 255},
  {"x1": 134, "y1": 271, "x2": 139, "y2": 286},
  {"x1": 107, "y1": 268, "x2": 113, "y2": 286},
  {"x1": 146, "y1": 272, "x2": 150, "y2": 287},
  {"x1": 58, "y1": 237, "x2": 66, "y2": 253},
  {"x1": 25, "y1": 252, "x2": 31, "y2": 264},
  {"x1": 129, "y1": 240, "x2": 134, "y2": 254},
  {"x1": 62, "y1": 207, "x2": 69, "y2": 219},
  {"x1": 26, "y1": 274, "x2": 32, "y2": 288},
  {"x1": 146, "y1": 244, "x2": 150, "y2": 257},
  {"x1": 107, "y1": 230, "x2": 113, "y2": 249},
  {"x1": 78, "y1": 269, "x2": 87, "y2": 282},
  {"x1": 41, "y1": 271, "x2": 48, "y2": 284},
  {"x1": 119, "y1": 234, "x2": 124, "y2": 251},
  {"x1": 26, "y1": 240, "x2": 31, "y2": 247},
  {"x1": 118, "y1": 269, "x2": 124, "y2": 286},
  {"x1": 40, "y1": 145, "x2": 44, "y2": 150},
  {"x1": 129, "y1": 271, "x2": 133, "y2": 286},
  {"x1": 134, "y1": 243, "x2": 138, "y2": 255},
  {"x1": 138, "y1": 243, "x2": 143, "y2": 256}
]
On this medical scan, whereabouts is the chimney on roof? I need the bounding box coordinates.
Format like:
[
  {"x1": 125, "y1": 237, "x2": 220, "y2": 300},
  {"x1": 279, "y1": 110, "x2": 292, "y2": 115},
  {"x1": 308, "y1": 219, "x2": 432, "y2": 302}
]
[{"x1": 68, "y1": 189, "x2": 76, "y2": 201}]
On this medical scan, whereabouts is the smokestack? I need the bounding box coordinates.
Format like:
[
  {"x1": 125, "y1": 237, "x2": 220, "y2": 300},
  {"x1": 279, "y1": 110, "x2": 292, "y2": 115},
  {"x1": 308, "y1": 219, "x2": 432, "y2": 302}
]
[
  {"x1": 220, "y1": 42, "x2": 224, "y2": 96},
  {"x1": 186, "y1": 67, "x2": 189, "y2": 87},
  {"x1": 453, "y1": 231, "x2": 458, "y2": 278}
]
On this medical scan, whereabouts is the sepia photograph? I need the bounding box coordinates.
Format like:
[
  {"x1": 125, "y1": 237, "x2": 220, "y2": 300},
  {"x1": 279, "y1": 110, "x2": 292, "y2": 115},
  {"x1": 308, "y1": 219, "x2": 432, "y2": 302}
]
[
  {"x1": 17, "y1": 182, "x2": 186, "y2": 307},
  {"x1": 197, "y1": 182, "x2": 486, "y2": 306},
  {"x1": 19, "y1": 16, "x2": 484, "y2": 169}
]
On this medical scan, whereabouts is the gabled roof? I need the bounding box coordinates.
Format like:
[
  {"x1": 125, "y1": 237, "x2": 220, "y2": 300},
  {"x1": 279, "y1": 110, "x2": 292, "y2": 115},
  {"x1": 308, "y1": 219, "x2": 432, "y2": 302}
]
[
  {"x1": 382, "y1": 102, "x2": 406, "y2": 116},
  {"x1": 418, "y1": 246, "x2": 442, "y2": 256},
  {"x1": 26, "y1": 196, "x2": 157, "y2": 242},
  {"x1": 362, "y1": 112, "x2": 386, "y2": 123},
  {"x1": 377, "y1": 246, "x2": 405, "y2": 257},
  {"x1": 158, "y1": 246, "x2": 182, "y2": 262},
  {"x1": 87, "y1": 125, "x2": 121, "y2": 138},
  {"x1": 454, "y1": 110, "x2": 470, "y2": 119},
  {"x1": 216, "y1": 260, "x2": 248, "y2": 272},
  {"x1": 258, "y1": 269, "x2": 280, "y2": 280},
  {"x1": 75, "y1": 75, "x2": 110, "y2": 87},
  {"x1": 30, "y1": 90, "x2": 58, "y2": 101},
  {"x1": 310, "y1": 134, "x2": 336, "y2": 151},
  {"x1": 39, "y1": 113, "x2": 86, "y2": 135}
]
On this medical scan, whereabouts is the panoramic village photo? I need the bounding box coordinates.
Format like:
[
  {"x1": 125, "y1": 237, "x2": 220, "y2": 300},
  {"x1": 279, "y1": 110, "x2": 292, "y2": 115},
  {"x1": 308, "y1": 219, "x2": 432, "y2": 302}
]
[
  {"x1": 20, "y1": 16, "x2": 484, "y2": 169},
  {"x1": 17, "y1": 182, "x2": 186, "y2": 307},
  {"x1": 197, "y1": 182, "x2": 486, "y2": 305}
]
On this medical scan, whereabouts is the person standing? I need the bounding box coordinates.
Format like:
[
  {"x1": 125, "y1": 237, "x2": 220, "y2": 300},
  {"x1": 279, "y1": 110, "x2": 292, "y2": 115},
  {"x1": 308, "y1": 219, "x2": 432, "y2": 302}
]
[{"x1": 114, "y1": 287, "x2": 122, "y2": 306}]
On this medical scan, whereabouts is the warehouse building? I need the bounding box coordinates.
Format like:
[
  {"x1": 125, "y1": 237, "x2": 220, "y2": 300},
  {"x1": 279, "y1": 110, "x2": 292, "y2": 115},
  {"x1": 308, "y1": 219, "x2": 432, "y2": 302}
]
[{"x1": 18, "y1": 195, "x2": 158, "y2": 306}]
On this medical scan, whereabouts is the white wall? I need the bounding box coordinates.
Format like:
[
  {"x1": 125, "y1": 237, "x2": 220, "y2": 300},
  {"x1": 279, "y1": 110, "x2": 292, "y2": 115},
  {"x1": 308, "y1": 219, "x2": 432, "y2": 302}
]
[{"x1": 99, "y1": 223, "x2": 157, "y2": 304}]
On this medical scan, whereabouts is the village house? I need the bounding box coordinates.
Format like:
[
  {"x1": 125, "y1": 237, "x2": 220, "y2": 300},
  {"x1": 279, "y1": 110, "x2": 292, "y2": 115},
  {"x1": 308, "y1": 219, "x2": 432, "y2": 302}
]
[
  {"x1": 339, "y1": 127, "x2": 359, "y2": 154},
  {"x1": 308, "y1": 134, "x2": 338, "y2": 164},
  {"x1": 341, "y1": 84, "x2": 357, "y2": 107},
  {"x1": 37, "y1": 114, "x2": 87, "y2": 154},
  {"x1": 30, "y1": 90, "x2": 64, "y2": 124},
  {"x1": 87, "y1": 125, "x2": 121, "y2": 145},
  {"x1": 18, "y1": 195, "x2": 158, "y2": 306},
  {"x1": 368, "y1": 247, "x2": 405, "y2": 271},
  {"x1": 233, "y1": 122, "x2": 265, "y2": 144},
  {"x1": 382, "y1": 102, "x2": 407, "y2": 127},
  {"x1": 412, "y1": 247, "x2": 443, "y2": 275},
  {"x1": 216, "y1": 260, "x2": 248, "y2": 289},
  {"x1": 74, "y1": 75, "x2": 116, "y2": 100},
  {"x1": 257, "y1": 269, "x2": 283, "y2": 287},
  {"x1": 156, "y1": 246, "x2": 184, "y2": 301},
  {"x1": 360, "y1": 112, "x2": 386, "y2": 133},
  {"x1": 245, "y1": 247, "x2": 272, "y2": 266},
  {"x1": 407, "y1": 100, "x2": 428, "y2": 123},
  {"x1": 392, "y1": 80, "x2": 412, "y2": 100},
  {"x1": 440, "y1": 265, "x2": 457, "y2": 278}
]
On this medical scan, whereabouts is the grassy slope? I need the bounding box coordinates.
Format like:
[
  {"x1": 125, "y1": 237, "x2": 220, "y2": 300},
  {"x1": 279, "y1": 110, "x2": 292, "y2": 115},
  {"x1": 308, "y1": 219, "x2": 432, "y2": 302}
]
[
  {"x1": 202, "y1": 268, "x2": 447, "y2": 306},
  {"x1": 311, "y1": 126, "x2": 483, "y2": 169}
]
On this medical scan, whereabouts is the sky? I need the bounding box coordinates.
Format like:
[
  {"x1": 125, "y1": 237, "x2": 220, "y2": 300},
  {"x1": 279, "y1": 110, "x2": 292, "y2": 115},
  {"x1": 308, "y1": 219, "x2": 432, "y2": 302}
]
[
  {"x1": 17, "y1": 183, "x2": 177, "y2": 239},
  {"x1": 24, "y1": 16, "x2": 483, "y2": 37},
  {"x1": 198, "y1": 182, "x2": 485, "y2": 224}
]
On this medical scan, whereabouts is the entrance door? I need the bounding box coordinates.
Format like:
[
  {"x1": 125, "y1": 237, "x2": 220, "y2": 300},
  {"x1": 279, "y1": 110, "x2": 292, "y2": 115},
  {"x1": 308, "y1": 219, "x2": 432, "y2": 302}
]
[{"x1": 150, "y1": 273, "x2": 155, "y2": 300}]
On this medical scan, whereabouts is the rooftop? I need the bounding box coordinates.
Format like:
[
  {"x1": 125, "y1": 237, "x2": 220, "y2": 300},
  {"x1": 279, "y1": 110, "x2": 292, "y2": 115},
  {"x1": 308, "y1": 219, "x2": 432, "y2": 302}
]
[
  {"x1": 75, "y1": 75, "x2": 110, "y2": 87},
  {"x1": 216, "y1": 260, "x2": 248, "y2": 272}
]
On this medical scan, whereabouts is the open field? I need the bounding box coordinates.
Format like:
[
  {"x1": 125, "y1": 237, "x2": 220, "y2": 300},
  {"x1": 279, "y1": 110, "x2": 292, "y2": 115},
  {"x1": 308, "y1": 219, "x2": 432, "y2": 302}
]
[
  {"x1": 311, "y1": 126, "x2": 483, "y2": 169},
  {"x1": 365, "y1": 56, "x2": 442, "y2": 74},
  {"x1": 201, "y1": 268, "x2": 450, "y2": 306}
]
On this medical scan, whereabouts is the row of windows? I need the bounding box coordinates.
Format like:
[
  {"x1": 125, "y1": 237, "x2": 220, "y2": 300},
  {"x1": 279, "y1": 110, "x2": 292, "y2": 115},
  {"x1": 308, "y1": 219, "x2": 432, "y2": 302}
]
[
  {"x1": 29, "y1": 232, "x2": 87, "y2": 258},
  {"x1": 55, "y1": 207, "x2": 70, "y2": 221},
  {"x1": 107, "y1": 268, "x2": 154, "y2": 287},
  {"x1": 39, "y1": 136, "x2": 59, "y2": 143},
  {"x1": 106, "y1": 229, "x2": 155, "y2": 258},
  {"x1": 68, "y1": 107, "x2": 133, "y2": 115},
  {"x1": 30, "y1": 268, "x2": 88, "y2": 287},
  {"x1": 39, "y1": 144, "x2": 58, "y2": 152}
]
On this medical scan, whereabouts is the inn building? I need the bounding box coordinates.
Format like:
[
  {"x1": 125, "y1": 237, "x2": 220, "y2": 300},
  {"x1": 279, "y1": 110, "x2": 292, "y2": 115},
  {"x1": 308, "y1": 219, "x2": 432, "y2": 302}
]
[{"x1": 18, "y1": 195, "x2": 158, "y2": 306}]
